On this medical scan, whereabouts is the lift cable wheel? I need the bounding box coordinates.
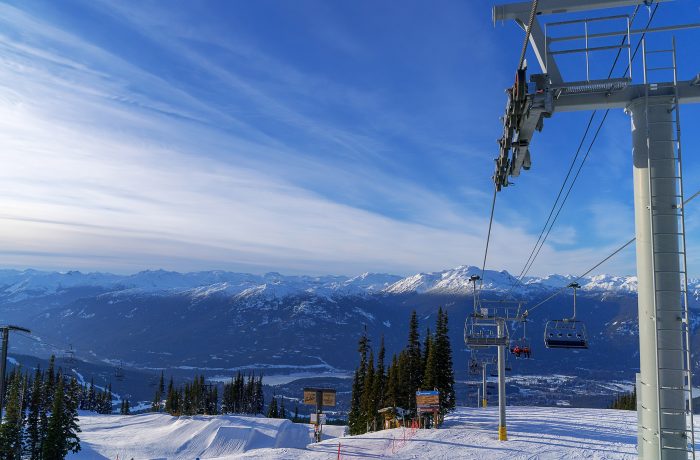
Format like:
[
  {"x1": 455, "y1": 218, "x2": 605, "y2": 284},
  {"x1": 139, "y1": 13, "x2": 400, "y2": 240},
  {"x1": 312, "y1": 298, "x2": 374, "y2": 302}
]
[{"x1": 502, "y1": 3, "x2": 648, "y2": 300}]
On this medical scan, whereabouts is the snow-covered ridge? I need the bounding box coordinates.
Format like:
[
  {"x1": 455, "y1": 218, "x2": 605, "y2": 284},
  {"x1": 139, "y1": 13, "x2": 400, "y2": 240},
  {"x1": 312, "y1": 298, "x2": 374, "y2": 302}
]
[{"x1": 0, "y1": 265, "x2": 691, "y2": 302}]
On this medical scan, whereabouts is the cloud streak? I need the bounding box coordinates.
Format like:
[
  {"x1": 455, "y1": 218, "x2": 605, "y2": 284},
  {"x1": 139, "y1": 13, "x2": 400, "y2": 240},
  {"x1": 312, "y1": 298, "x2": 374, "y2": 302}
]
[{"x1": 2, "y1": 1, "x2": 697, "y2": 278}]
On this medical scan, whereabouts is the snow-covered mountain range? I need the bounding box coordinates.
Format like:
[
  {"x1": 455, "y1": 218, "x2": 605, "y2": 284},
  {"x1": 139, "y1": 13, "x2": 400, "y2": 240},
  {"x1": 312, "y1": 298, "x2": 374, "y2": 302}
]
[
  {"x1": 0, "y1": 265, "x2": 660, "y2": 302},
  {"x1": 1, "y1": 265, "x2": 698, "y2": 392}
]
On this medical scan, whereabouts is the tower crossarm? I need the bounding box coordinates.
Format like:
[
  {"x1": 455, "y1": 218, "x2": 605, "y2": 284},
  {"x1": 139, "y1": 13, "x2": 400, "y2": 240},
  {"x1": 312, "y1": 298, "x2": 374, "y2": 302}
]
[
  {"x1": 493, "y1": 0, "x2": 673, "y2": 22},
  {"x1": 553, "y1": 78, "x2": 700, "y2": 112}
]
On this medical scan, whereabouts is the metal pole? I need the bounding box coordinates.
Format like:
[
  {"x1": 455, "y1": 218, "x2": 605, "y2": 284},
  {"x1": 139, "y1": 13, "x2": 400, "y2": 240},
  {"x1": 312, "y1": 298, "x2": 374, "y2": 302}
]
[
  {"x1": 497, "y1": 319, "x2": 507, "y2": 441},
  {"x1": 629, "y1": 96, "x2": 687, "y2": 459},
  {"x1": 482, "y1": 363, "x2": 488, "y2": 408},
  {"x1": 0, "y1": 327, "x2": 8, "y2": 421},
  {"x1": 316, "y1": 390, "x2": 322, "y2": 442}
]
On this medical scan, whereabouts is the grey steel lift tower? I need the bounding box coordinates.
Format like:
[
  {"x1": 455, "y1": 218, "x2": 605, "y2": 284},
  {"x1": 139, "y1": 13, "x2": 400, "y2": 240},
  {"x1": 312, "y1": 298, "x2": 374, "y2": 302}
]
[{"x1": 492, "y1": 1, "x2": 699, "y2": 458}]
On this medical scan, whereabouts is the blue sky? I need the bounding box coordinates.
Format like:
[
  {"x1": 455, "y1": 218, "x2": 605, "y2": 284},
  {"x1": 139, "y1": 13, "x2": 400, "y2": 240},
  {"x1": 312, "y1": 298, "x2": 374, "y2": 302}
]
[{"x1": 0, "y1": 0, "x2": 699, "y2": 276}]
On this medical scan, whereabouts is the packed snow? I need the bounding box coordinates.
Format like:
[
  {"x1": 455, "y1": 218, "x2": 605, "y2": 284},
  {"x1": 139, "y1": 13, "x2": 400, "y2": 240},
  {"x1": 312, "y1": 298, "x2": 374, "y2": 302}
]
[
  {"x1": 69, "y1": 406, "x2": 699, "y2": 459},
  {"x1": 69, "y1": 412, "x2": 346, "y2": 460}
]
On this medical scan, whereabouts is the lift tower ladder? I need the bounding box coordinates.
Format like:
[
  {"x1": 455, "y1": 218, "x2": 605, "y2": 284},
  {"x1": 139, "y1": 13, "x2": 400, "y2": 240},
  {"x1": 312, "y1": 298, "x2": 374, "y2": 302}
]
[{"x1": 640, "y1": 37, "x2": 695, "y2": 458}]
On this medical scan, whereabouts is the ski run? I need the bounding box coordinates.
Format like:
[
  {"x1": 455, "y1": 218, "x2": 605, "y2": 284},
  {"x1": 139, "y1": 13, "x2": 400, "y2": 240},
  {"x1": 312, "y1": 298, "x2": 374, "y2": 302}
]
[{"x1": 68, "y1": 405, "x2": 699, "y2": 459}]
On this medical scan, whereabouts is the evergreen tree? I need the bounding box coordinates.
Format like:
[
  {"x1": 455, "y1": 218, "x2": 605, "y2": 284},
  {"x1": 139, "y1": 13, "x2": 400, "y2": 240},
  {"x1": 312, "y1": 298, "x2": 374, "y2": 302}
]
[
  {"x1": 151, "y1": 385, "x2": 162, "y2": 412},
  {"x1": 207, "y1": 386, "x2": 218, "y2": 415},
  {"x1": 609, "y1": 387, "x2": 636, "y2": 410},
  {"x1": 279, "y1": 397, "x2": 286, "y2": 419},
  {"x1": 423, "y1": 330, "x2": 437, "y2": 389},
  {"x1": 406, "y1": 311, "x2": 422, "y2": 413},
  {"x1": 165, "y1": 377, "x2": 176, "y2": 415},
  {"x1": 360, "y1": 350, "x2": 376, "y2": 431},
  {"x1": 42, "y1": 378, "x2": 65, "y2": 459},
  {"x1": 0, "y1": 370, "x2": 24, "y2": 459},
  {"x1": 292, "y1": 404, "x2": 299, "y2": 423},
  {"x1": 348, "y1": 327, "x2": 370, "y2": 435},
  {"x1": 159, "y1": 371, "x2": 165, "y2": 397},
  {"x1": 25, "y1": 367, "x2": 43, "y2": 460},
  {"x1": 434, "y1": 308, "x2": 456, "y2": 412},
  {"x1": 373, "y1": 336, "x2": 386, "y2": 409},
  {"x1": 45, "y1": 355, "x2": 56, "y2": 408},
  {"x1": 385, "y1": 354, "x2": 399, "y2": 408},
  {"x1": 151, "y1": 372, "x2": 165, "y2": 412},
  {"x1": 348, "y1": 368, "x2": 364, "y2": 435},
  {"x1": 87, "y1": 378, "x2": 96, "y2": 412},
  {"x1": 266, "y1": 397, "x2": 278, "y2": 418},
  {"x1": 401, "y1": 349, "x2": 414, "y2": 410},
  {"x1": 255, "y1": 374, "x2": 264, "y2": 414},
  {"x1": 63, "y1": 377, "x2": 82, "y2": 455}
]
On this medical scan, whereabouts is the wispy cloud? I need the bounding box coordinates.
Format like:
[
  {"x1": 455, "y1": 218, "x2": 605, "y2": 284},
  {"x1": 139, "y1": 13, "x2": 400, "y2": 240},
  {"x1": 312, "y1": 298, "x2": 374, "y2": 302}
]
[{"x1": 3, "y1": 1, "x2": 696, "y2": 278}]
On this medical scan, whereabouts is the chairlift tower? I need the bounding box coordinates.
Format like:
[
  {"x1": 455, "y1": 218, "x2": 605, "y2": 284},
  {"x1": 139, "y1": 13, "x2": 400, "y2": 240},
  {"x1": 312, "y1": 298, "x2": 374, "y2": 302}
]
[
  {"x1": 492, "y1": 1, "x2": 699, "y2": 458},
  {"x1": 465, "y1": 297, "x2": 526, "y2": 440}
]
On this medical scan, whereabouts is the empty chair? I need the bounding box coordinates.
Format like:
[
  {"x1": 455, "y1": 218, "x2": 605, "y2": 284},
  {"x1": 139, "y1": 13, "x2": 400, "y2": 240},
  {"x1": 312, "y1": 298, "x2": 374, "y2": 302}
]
[
  {"x1": 544, "y1": 319, "x2": 588, "y2": 349},
  {"x1": 543, "y1": 282, "x2": 589, "y2": 349}
]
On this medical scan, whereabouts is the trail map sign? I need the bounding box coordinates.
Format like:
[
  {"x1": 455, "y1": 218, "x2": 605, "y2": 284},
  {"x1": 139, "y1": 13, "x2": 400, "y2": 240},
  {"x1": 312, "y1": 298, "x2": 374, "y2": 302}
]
[
  {"x1": 416, "y1": 390, "x2": 440, "y2": 411},
  {"x1": 303, "y1": 388, "x2": 336, "y2": 406}
]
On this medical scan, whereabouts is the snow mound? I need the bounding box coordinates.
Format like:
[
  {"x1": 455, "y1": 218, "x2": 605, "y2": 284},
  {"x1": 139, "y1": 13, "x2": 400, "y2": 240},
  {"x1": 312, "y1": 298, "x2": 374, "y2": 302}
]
[{"x1": 69, "y1": 413, "x2": 319, "y2": 460}]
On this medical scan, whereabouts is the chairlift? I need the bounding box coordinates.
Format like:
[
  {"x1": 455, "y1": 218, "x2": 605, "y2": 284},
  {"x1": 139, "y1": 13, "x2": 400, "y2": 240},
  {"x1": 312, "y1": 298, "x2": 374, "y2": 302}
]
[
  {"x1": 114, "y1": 361, "x2": 125, "y2": 381},
  {"x1": 544, "y1": 282, "x2": 589, "y2": 349},
  {"x1": 468, "y1": 357, "x2": 482, "y2": 375},
  {"x1": 63, "y1": 344, "x2": 77, "y2": 365},
  {"x1": 510, "y1": 321, "x2": 532, "y2": 359}
]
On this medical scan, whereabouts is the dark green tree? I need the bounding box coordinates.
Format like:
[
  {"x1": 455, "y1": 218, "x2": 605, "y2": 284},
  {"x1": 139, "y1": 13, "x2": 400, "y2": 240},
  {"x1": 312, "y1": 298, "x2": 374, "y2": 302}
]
[
  {"x1": 25, "y1": 367, "x2": 44, "y2": 459},
  {"x1": 434, "y1": 308, "x2": 456, "y2": 412},
  {"x1": 348, "y1": 327, "x2": 370, "y2": 435},
  {"x1": 266, "y1": 397, "x2": 279, "y2": 418},
  {"x1": 63, "y1": 377, "x2": 82, "y2": 455},
  {"x1": 42, "y1": 378, "x2": 65, "y2": 459},
  {"x1": 423, "y1": 330, "x2": 437, "y2": 389},
  {"x1": 0, "y1": 371, "x2": 24, "y2": 459},
  {"x1": 406, "y1": 311, "x2": 422, "y2": 413},
  {"x1": 385, "y1": 354, "x2": 399, "y2": 408},
  {"x1": 360, "y1": 350, "x2": 376, "y2": 431},
  {"x1": 279, "y1": 397, "x2": 286, "y2": 419},
  {"x1": 610, "y1": 387, "x2": 636, "y2": 410}
]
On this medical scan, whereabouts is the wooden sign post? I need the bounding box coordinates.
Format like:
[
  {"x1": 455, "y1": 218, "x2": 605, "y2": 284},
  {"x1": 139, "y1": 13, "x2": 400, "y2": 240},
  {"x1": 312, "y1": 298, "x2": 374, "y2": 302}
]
[
  {"x1": 416, "y1": 390, "x2": 440, "y2": 428},
  {"x1": 303, "y1": 387, "x2": 336, "y2": 442}
]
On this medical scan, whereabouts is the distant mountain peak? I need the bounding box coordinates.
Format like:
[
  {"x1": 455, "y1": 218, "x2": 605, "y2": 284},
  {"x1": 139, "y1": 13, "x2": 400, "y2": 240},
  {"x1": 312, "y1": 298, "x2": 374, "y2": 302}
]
[{"x1": 0, "y1": 266, "x2": 689, "y2": 304}]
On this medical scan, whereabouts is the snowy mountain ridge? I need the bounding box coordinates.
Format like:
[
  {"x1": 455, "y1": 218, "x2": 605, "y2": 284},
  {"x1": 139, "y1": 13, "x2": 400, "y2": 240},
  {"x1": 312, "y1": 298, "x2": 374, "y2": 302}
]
[{"x1": 0, "y1": 265, "x2": 672, "y2": 303}]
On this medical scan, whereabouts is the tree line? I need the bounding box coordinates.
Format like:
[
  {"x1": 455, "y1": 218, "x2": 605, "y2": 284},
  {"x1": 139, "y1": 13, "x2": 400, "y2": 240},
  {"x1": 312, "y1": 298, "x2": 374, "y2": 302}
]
[
  {"x1": 348, "y1": 307, "x2": 455, "y2": 435},
  {"x1": 0, "y1": 355, "x2": 81, "y2": 460},
  {"x1": 153, "y1": 372, "x2": 264, "y2": 417},
  {"x1": 609, "y1": 387, "x2": 636, "y2": 410}
]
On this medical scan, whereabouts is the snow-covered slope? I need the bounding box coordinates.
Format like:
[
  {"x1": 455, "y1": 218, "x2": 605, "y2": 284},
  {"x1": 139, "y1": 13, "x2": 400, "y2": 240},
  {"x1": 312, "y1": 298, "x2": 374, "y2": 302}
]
[{"x1": 69, "y1": 406, "x2": 699, "y2": 459}]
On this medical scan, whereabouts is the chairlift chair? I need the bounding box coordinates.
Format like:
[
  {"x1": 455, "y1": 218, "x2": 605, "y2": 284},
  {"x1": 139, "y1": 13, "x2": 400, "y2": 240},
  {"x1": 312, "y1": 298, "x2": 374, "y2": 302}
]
[
  {"x1": 510, "y1": 321, "x2": 532, "y2": 358},
  {"x1": 114, "y1": 361, "x2": 125, "y2": 381},
  {"x1": 543, "y1": 282, "x2": 589, "y2": 349}
]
